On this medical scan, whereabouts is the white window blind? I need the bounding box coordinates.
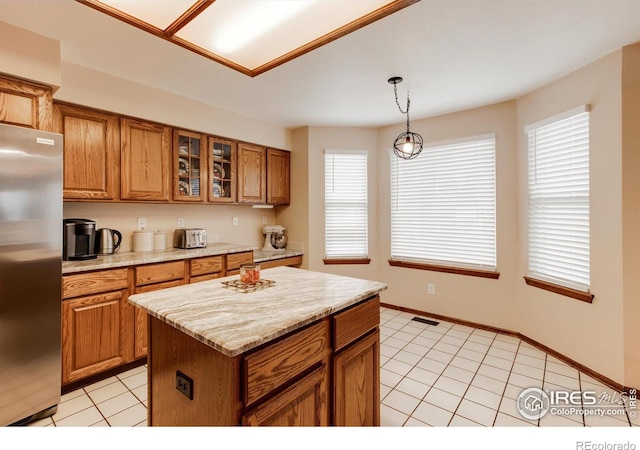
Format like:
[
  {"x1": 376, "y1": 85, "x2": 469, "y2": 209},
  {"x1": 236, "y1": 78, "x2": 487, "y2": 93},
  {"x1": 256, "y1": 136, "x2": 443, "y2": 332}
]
[
  {"x1": 390, "y1": 135, "x2": 496, "y2": 270},
  {"x1": 325, "y1": 150, "x2": 368, "y2": 258},
  {"x1": 526, "y1": 106, "x2": 590, "y2": 291}
]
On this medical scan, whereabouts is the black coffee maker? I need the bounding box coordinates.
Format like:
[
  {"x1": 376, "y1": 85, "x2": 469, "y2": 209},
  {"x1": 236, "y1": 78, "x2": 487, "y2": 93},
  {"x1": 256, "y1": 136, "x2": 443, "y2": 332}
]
[{"x1": 63, "y1": 218, "x2": 98, "y2": 261}]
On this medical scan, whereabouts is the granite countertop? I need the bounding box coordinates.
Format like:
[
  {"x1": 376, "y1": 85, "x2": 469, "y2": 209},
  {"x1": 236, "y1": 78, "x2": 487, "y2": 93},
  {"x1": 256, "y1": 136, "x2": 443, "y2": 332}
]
[
  {"x1": 62, "y1": 244, "x2": 303, "y2": 274},
  {"x1": 128, "y1": 266, "x2": 387, "y2": 357}
]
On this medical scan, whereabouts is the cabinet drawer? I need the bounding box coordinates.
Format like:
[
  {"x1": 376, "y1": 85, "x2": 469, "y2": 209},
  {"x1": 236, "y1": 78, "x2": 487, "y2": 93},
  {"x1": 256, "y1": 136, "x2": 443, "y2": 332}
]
[
  {"x1": 244, "y1": 319, "x2": 329, "y2": 406},
  {"x1": 190, "y1": 256, "x2": 224, "y2": 277},
  {"x1": 333, "y1": 296, "x2": 380, "y2": 352},
  {"x1": 62, "y1": 268, "x2": 129, "y2": 299},
  {"x1": 135, "y1": 261, "x2": 185, "y2": 286},
  {"x1": 226, "y1": 251, "x2": 253, "y2": 271}
]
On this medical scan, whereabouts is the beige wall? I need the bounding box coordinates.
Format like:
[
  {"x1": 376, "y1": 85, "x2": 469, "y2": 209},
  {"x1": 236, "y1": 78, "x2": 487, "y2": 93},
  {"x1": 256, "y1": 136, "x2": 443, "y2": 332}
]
[
  {"x1": 377, "y1": 101, "x2": 520, "y2": 331},
  {"x1": 516, "y1": 50, "x2": 626, "y2": 385},
  {"x1": 64, "y1": 202, "x2": 275, "y2": 253},
  {"x1": 622, "y1": 44, "x2": 640, "y2": 388},
  {"x1": 0, "y1": 21, "x2": 61, "y2": 88},
  {"x1": 276, "y1": 127, "x2": 310, "y2": 268},
  {"x1": 291, "y1": 47, "x2": 638, "y2": 387}
]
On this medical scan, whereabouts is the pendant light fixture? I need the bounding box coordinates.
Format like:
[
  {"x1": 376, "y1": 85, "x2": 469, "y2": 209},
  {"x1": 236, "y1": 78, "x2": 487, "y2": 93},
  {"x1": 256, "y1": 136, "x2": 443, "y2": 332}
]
[{"x1": 388, "y1": 76, "x2": 423, "y2": 160}]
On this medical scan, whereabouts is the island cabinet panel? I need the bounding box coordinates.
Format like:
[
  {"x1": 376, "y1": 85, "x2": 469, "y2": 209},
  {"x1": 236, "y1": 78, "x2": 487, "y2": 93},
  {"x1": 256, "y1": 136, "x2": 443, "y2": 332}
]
[
  {"x1": 333, "y1": 295, "x2": 380, "y2": 352},
  {"x1": 61, "y1": 289, "x2": 132, "y2": 384},
  {"x1": 0, "y1": 75, "x2": 53, "y2": 131},
  {"x1": 54, "y1": 103, "x2": 120, "y2": 200},
  {"x1": 333, "y1": 331, "x2": 380, "y2": 426},
  {"x1": 243, "y1": 319, "x2": 330, "y2": 406},
  {"x1": 120, "y1": 117, "x2": 171, "y2": 201},
  {"x1": 149, "y1": 317, "x2": 242, "y2": 426},
  {"x1": 331, "y1": 295, "x2": 380, "y2": 426},
  {"x1": 242, "y1": 364, "x2": 328, "y2": 426}
]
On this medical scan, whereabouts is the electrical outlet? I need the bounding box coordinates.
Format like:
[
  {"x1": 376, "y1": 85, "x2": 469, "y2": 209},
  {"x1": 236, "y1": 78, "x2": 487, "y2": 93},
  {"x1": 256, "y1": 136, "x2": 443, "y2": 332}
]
[
  {"x1": 177, "y1": 217, "x2": 184, "y2": 228},
  {"x1": 262, "y1": 216, "x2": 267, "y2": 225},
  {"x1": 232, "y1": 216, "x2": 238, "y2": 227},
  {"x1": 176, "y1": 371, "x2": 193, "y2": 400},
  {"x1": 428, "y1": 283, "x2": 436, "y2": 295},
  {"x1": 137, "y1": 217, "x2": 146, "y2": 230}
]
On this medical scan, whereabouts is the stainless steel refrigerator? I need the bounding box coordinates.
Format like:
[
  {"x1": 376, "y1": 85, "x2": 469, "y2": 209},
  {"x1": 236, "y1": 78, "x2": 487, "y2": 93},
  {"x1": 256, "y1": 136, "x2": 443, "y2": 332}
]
[{"x1": 0, "y1": 123, "x2": 63, "y2": 426}]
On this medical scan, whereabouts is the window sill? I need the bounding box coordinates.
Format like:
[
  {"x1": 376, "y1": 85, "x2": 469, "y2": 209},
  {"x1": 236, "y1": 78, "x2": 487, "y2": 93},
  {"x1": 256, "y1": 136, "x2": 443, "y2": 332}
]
[
  {"x1": 523, "y1": 276, "x2": 594, "y2": 303},
  {"x1": 323, "y1": 258, "x2": 371, "y2": 265},
  {"x1": 388, "y1": 259, "x2": 500, "y2": 279}
]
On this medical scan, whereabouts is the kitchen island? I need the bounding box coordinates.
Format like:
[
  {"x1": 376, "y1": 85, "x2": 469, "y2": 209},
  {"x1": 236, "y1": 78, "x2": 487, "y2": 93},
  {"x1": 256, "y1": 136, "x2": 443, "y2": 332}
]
[{"x1": 128, "y1": 266, "x2": 387, "y2": 426}]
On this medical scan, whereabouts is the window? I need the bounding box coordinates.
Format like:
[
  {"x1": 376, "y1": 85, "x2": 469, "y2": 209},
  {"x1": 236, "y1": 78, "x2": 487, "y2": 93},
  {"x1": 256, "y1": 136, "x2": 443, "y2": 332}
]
[
  {"x1": 389, "y1": 135, "x2": 497, "y2": 276},
  {"x1": 525, "y1": 105, "x2": 591, "y2": 301},
  {"x1": 324, "y1": 150, "x2": 368, "y2": 261}
]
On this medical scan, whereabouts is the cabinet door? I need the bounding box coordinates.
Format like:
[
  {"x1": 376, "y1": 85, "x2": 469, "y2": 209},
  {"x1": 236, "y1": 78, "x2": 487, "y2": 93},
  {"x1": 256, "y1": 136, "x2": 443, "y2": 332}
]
[
  {"x1": 61, "y1": 289, "x2": 132, "y2": 384},
  {"x1": 174, "y1": 129, "x2": 206, "y2": 202},
  {"x1": 208, "y1": 137, "x2": 237, "y2": 203},
  {"x1": 267, "y1": 148, "x2": 290, "y2": 205},
  {"x1": 0, "y1": 75, "x2": 52, "y2": 131},
  {"x1": 242, "y1": 364, "x2": 328, "y2": 426},
  {"x1": 332, "y1": 331, "x2": 380, "y2": 426},
  {"x1": 121, "y1": 117, "x2": 171, "y2": 201},
  {"x1": 237, "y1": 142, "x2": 266, "y2": 203},
  {"x1": 54, "y1": 103, "x2": 120, "y2": 200}
]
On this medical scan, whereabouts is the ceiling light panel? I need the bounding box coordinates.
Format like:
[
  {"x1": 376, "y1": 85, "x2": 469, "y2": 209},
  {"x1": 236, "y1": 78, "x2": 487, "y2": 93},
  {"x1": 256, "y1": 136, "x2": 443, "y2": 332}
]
[
  {"x1": 176, "y1": 0, "x2": 392, "y2": 69},
  {"x1": 98, "y1": 0, "x2": 194, "y2": 29}
]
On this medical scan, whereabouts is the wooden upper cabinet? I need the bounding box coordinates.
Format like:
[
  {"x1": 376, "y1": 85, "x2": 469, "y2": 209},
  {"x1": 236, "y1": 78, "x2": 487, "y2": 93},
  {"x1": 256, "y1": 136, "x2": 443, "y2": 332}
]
[
  {"x1": 0, "y1": 75, "x2": 53, "y2": 131},
  {"x1": 121, "y1": 117, "x2": 171, "y2": 201},
  {"x1": 237, "y1": 142, "x2": 266, "y2": 203},
  {"x1": 267, "y1": 148, "x2": 290, "y2": 205},
  {"x1": 54, "y1": 103, "x2": 120, "y2": 200},
  {"x1": 173, "y1": 129, "x2": 206, "y2": 202},
  {"x1": 208, "y1": 136, "x2": 237, "y2": 203}
]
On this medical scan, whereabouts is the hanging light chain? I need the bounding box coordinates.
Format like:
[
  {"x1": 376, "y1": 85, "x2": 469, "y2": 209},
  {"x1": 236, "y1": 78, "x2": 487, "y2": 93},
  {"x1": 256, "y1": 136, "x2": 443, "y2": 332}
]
[{"x1": 393, "y1": 82, "x2": 412, "y2": 133}]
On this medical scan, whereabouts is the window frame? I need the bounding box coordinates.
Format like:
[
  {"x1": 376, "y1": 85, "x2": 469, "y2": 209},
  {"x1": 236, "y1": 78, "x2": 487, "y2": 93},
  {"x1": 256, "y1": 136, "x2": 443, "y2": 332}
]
[
  {"x1": 323, "y1": 149, "x2": 369, "y2": 265},
  {"x1": 388, "y1": 134, "x2": 499, "y2": 279},
  {"x1": 524, "y1": 105, "x2": 593, "y2": 303}
]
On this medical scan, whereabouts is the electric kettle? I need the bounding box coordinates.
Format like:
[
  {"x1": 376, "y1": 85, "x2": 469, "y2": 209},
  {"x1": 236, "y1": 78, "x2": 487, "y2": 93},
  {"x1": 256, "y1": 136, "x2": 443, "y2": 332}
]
[{"x1": 95, "y1": 228, "x2": 122, "y2": 255}]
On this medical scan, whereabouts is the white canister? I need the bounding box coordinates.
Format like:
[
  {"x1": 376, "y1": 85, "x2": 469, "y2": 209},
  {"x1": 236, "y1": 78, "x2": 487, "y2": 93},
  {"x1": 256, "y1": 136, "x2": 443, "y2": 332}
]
[
  {"x1": 132, "y1": 231, "x2": 154, "y2": 252},
  {"x1": 153, "y1": 231, "x2": 167, "y2": 251}
]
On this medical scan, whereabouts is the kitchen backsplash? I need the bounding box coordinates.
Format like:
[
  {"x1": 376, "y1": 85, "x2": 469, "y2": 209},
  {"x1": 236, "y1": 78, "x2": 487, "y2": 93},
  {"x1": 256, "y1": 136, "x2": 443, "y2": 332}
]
[{"x1": 63, "y1": 202, "x2": 277, "y2": 253}]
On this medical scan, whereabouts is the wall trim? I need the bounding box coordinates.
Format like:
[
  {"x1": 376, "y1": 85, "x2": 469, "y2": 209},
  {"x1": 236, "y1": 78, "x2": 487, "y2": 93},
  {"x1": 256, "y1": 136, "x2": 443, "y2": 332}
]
[{"x1": 381, "y1": 303, "x2": 636, "y2": 394}]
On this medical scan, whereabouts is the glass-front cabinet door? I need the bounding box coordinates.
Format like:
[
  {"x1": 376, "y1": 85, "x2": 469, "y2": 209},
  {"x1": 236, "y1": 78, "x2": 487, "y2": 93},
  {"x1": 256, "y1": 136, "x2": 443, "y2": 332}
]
[
  {"x1": 208, "y1": 137, "x2": 236, "y2": 203},
  {"x1": 173, "y1": 129, "x2": 205, "y2": 202}
]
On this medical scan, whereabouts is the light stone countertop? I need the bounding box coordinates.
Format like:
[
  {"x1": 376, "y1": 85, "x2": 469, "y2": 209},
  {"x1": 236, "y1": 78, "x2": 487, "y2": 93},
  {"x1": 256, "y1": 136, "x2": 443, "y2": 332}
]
[
  {"x1": 128, "y1": 266, "x2": 387, "y2": 357},
  {"x1": 62, "y1": 243, "x2": 303, "y2": 274}
]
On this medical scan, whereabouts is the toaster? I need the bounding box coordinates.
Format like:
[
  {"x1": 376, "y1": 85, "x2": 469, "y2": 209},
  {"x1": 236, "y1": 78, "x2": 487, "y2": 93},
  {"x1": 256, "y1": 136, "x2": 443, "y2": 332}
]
[{"x1": 174, "y1": 228, "x2": 207, "y2": 249}]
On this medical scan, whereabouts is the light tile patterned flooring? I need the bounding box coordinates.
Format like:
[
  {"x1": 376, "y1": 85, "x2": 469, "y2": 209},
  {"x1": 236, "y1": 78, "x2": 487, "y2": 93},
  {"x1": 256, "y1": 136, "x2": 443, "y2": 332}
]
[{"x1": 28, "y1": 306, "x2": 638, "y2": 427}]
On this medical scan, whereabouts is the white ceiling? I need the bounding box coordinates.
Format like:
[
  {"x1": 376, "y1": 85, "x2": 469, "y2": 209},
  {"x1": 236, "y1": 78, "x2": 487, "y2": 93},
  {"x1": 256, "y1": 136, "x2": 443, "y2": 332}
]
[{"x1": 2, "y1": 0, "x2": 640, "y2": 129}]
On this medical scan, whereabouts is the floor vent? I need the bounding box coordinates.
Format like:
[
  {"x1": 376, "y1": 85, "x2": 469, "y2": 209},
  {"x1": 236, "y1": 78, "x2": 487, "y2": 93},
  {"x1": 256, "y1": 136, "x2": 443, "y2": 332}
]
[{"x1": 412, "y1": 317, "x2": 439, "y2": 326}]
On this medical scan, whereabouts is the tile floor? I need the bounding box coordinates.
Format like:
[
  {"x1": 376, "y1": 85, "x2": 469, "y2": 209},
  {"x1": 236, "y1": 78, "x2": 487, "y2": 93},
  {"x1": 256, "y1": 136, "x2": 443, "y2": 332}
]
[{"x1": 28, "y1": 306, "x2": 638, "y2": 427}]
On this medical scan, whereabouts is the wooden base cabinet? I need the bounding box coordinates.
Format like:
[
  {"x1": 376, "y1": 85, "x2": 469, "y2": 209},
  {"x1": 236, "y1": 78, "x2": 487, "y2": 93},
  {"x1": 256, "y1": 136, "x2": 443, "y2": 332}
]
[
  {"x1": 242, "y1": 364, "x2": 328, "y2": 426},
  {"x1": 146, "y1": 295, "x2": 379, "y2": 426},
  {"x1": 61, "y1": 269, "x2": 132, "y2": 384},
  {"x1": 333, "y1": 331, "x2": 380, "y2": 426}
]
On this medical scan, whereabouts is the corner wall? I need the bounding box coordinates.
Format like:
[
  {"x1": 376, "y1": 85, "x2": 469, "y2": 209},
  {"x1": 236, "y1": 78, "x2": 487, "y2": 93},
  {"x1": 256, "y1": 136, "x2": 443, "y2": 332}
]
[
  {"x1": 515, "y1": 50, "x2": 626, "y2": 384},
  {"x1": 376, "y1": 101, "x2": 520, "y2": 332},
  {"x1": 621, "y1": 43, "x2": 640, "y2": 388}
]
